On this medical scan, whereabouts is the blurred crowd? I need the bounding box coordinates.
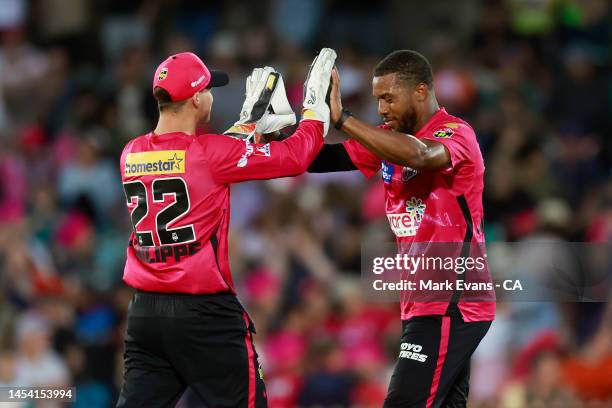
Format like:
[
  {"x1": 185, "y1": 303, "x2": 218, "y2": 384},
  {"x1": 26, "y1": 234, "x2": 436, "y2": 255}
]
[{"x1": 0, "y1": 0, "x2": 610, "y2": 407}]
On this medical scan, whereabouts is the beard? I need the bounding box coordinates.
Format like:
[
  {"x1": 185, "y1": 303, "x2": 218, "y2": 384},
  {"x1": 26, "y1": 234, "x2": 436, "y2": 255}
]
[{"x1": 396, "y1": 111, "x2": 417, "y2": 134}]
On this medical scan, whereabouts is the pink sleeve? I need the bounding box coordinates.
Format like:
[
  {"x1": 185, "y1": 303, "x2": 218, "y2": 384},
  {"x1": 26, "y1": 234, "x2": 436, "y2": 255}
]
[
  {"x1": 202, "y1": 120, "x2": 324, "y2": 184},
  {"x1": 420, "y1": 123, "x2": 473, "y2": 169},
  {"x1": 342, "y1": 134, "x2": 383, "y2": 179}
]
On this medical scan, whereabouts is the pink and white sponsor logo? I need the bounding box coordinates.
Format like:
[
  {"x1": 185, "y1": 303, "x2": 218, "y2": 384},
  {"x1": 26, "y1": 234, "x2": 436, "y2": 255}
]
[
  {"x1": 387, "y1": 213, "x2": 420, "y2": 237},
  {"x1": 386, "y1": 197, "x2": 426, "y2": 237}
]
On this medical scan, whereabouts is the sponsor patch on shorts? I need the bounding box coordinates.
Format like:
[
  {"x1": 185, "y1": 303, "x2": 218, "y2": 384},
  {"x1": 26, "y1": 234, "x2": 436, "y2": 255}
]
[{"x1": 399, "y1": 342, "x2": 428, "y2": 362}]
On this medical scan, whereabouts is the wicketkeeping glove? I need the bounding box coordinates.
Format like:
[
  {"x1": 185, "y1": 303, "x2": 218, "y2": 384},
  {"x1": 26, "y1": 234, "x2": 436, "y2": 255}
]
[
  {"x1": 225, "y1": 66, "x2": 296, "y2": 141},
  {"x1": 301, "y1": 48, "x2": 337, "y2": 137}
]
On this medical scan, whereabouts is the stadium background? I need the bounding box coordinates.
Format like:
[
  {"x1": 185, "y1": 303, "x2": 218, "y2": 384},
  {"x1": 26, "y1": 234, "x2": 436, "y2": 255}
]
[{"x1": 0, "y1": 0, "x2": 610, "y2": 406}]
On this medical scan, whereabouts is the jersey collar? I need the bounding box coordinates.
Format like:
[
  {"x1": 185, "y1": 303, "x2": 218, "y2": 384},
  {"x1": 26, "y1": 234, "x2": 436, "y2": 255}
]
[{"x1": 416, "y1": 107, "x2": 447, "y2": 137}]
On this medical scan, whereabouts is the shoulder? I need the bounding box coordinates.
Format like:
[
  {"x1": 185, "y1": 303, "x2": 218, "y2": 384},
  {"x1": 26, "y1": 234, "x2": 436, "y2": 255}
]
[
  {"x1": 120, "y1": 139, "x2": 136, "y2": 163},
  {"x1": 429, "y1": 112, "x2": 476, "y2": 141},
  {"x1": 121, "y1": 134, "x2": 148, "y2": 155},
  {"x1": 195, "y1": 133, "x2": 248, "y2": 163},
  {"x1": 196, "y1": 132, "x2": 244, "y2": 147},
  {"x1": 196, "y1": 133, "x2": 249, "y2": 156}
]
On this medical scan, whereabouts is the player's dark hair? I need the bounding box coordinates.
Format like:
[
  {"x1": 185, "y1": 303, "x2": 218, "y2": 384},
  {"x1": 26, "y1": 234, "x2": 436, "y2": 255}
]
[
  {"x1": 374, "y1": 50, "x2": 434, "y2": 89},
  {"x1": 153, "y1": 87, "x2": 187, "y2": 112}
]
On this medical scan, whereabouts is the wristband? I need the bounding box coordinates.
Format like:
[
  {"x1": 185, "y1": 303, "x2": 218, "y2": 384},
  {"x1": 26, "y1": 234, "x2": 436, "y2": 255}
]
[{"x1": 334, "y1": 109, "x2": 352, "y2": 130}]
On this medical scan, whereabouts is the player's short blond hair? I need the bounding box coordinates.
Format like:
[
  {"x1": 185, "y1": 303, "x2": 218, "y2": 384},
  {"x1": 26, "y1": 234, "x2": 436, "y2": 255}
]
[{"x1": 153, "y1": 87, "x2": 188, "y2": 112}]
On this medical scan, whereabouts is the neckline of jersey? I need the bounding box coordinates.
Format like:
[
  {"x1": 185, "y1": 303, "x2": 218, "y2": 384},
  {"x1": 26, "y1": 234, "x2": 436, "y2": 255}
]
[
  {"x1": 149, "y1": 131, "x2": 194, "y2": 138},
  {"x1": 416, "y1": 107, "x2": 447, "y2": 136}
]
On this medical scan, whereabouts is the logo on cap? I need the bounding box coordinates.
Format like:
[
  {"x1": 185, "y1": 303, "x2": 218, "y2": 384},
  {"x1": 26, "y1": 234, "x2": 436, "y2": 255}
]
[
  {"x1": 158, "y1": 67, "x2": 168, "y2": 81},
  {"x1": 190, "y1": 75, "x2": 206, "y2": 88}
]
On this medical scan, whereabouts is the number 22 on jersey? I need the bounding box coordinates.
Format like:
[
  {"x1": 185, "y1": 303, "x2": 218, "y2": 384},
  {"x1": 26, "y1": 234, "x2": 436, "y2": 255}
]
[{"x1": 123, "y1": 177, "x2": 195, "y2": 247}]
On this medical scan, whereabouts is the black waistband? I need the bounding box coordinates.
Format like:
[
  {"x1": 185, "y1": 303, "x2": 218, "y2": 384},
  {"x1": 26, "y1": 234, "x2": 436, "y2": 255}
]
[
  {"x1": 131, "y1": 290, "x2": 255, "y2": 332},
  {"x1": 135, "y1": 289, "x2": 235, "y2": 298},
  {"x1": 132, "y1": 290, "x2": 242, "y2": 313}
]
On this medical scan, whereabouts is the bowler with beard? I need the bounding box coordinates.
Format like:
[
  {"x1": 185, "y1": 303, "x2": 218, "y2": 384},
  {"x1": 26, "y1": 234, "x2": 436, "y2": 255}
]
[{"x1": 310, "y1": 50, "x2": 495, "y2": 408}]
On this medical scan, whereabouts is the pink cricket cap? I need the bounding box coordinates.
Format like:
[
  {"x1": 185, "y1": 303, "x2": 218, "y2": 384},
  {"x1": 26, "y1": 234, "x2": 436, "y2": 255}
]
[{"x1": 152, "y1": 52, "x2": 229, "y2": 102}]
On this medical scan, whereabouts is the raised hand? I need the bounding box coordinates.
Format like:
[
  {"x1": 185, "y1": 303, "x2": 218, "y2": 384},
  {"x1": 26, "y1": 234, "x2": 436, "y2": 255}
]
[
  {"x1": 301, "y1": 48, "x2": 337, "y2": 137},
  {"x1": 225, "y1": 66, "x2": 296, "y2": 141}
]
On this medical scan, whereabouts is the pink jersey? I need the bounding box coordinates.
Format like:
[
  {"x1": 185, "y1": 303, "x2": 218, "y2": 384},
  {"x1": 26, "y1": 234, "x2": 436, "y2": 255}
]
[
  {"x1": 344, "y1": 108, "x2": 495, "y2": 322},
  {"x1": 120, "y1": 120, "x2": 323, "y2": 294}
]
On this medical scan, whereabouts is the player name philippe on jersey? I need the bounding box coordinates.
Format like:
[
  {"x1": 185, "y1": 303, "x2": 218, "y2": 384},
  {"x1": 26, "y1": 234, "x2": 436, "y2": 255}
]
[
  {"x1": 124, "y1": 150, "x2": 186, "y2": 176},
  {"x1": 133, "y1": 241, "x2": 202, "y2": 264}
]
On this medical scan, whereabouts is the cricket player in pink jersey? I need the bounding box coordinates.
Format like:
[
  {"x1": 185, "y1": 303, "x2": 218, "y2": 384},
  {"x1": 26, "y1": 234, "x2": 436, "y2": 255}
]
[
  {"x1": 116, "y1": 49, "x2": 337, "y2": 407},
  {"x1": 309, "y1": 50, "x2": 495, "y2": 407}
]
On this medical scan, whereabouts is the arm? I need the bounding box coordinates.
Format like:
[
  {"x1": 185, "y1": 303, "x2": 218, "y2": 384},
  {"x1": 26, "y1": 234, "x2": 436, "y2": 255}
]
[
  {"x1": 212, "y1": 48, "x2": 336, "y2": 183},
  {"x1": 205, "y1": 120, "x2": 324, "y2": 184},
  {"x1": 307, "y1": 143, "x2": 357, "y2": 173},
  {"x1": 340, "y1": 117, "x2": 450, "y2": 170},
  {"x1": 329, "y1": 69, "x2": 451, "y2": 171}
]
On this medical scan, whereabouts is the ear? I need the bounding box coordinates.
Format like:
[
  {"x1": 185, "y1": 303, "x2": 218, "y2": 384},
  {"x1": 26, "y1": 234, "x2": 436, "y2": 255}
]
[
  {"x1": 414, "y1": 83, "x2": 429, "y2": 103},
  {"x1": 191, "y1": 91, "x2": 201, "y2": 108}
]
